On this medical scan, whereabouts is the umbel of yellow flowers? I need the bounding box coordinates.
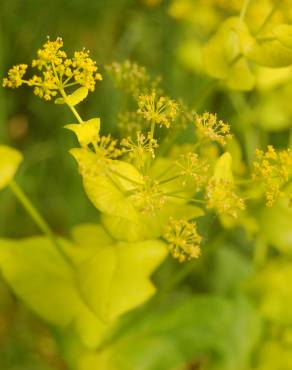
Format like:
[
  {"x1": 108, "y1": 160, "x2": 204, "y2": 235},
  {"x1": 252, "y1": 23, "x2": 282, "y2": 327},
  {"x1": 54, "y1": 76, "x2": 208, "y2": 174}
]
[{"x1": 3, "y1": 37, "x2": 102, "y2": 100}]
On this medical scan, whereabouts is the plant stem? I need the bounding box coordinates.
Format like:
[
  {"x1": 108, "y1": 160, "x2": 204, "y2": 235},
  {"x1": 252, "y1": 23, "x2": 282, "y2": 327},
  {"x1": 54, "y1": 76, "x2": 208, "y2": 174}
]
[
  {"x1": 9, "y1": 180, "x2": 72, "y2": 266},
  {"x1": 256, "y1": 0, "x2": 281, "y2": 36},
  {"x1": 60, "y1": 89, "x2": 84, "y2": 124},
  {"x1": 239, "y1": 0, "x2": 252, "y2": 23},
  {"x1": 254, "y1": 237, "x2": 268, "y2": 268}
]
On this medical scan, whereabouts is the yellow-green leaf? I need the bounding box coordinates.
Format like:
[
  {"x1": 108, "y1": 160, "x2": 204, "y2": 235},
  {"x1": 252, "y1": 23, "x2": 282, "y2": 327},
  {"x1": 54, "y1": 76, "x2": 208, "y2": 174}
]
[
  {"x1": 244, "y1": 25, "x2": 292, "y2": 68},
  {"x1": 0, "y1": 235, "x2": 107, "y2": 349},
  {"x1": 65, "y1": 118, "x2": 101, "y2": 147},
  {"x1": 214, "y1": 152, "x2": 233, "y2": 182},
  {"x1": 202, "y1": 17, "x2": 255, "y2": 90},
  {"x1": 259, "y1": 199, "x2": 292, "y2": 254},
  {"x1": 66, "y1": 87, "x2": 89, "y2": 106},
  {"x1": 77, "y1": 238, "x2": 167, "y2": 323},
  {"x1": 70, "y1": 148, "x2": 142, "y2": 222},
  {"x1": 0, "y1": 145, "x2": 23, "y2": 190},
  {"x1": 247, "y1": 259, "x2": 292, "y2": 325},
  {"x1": 274, "y1": 24, "x2": 292, "y2": 49},
  {"x1": 101, "y1": 203, "x2": 204, "y2": 242}
]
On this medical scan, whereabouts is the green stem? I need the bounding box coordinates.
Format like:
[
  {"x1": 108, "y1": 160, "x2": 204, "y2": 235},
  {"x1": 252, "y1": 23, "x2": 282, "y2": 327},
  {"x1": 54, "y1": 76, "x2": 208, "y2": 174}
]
[
  {"x1": 60, "y1": 88, "x2": 84, "y2": 124},
  {"x1": 9, "y1": 180, "x2": 72, "y2": 266},
  {"x1": 256, "y1": 0, "x2": 281, "y2": 36},
  {"x1": 254, "y1": 237, "x2": 268, "y2": 268},
  {"x1": 239, "y1": 0, "x2": 252, "y2": 23}
]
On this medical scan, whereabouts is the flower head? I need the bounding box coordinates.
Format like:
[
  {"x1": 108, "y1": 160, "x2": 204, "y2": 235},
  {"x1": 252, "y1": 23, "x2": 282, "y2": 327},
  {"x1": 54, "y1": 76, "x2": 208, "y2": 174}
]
[
  {"x1": 94, "y1": 135, "x2": 124, "y2": 159},
  {"x1": 3, "y1": 64, "x2": 28, "y2": 88},
  {"x1": 195, "y1": 112, "x2": 232, "y2": 146},
  {"x1": 130, "y1": 176, "x2": 166, "y2": 214},
  {"x1": 121, "y1": 131, "x2": 158, "y2": 170},
  {"x1": 3, "y1": 37, "x2": 102, "y2": 101},
  {"x1": 137, "y1": 91, "x2": 179, "y2": 128},
  {"x1": 206, "y1": 178, "x2": 245, "y2": 218},
  {"x1": 253, "y1": 145, "x2": 292, "y2": 207},
  {"x1": 164, "y1": 218, "x2": 202, "y2": 262},
  {"x1": 106, "y1": 60, "x2": 159, "y2": 96},
  {"x1": 175, "y1": 152, "x2": 209, "y2": 189}
]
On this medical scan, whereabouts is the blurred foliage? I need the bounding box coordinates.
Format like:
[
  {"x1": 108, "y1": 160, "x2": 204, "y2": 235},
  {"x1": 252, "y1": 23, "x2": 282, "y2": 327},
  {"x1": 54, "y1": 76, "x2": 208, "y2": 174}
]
[{"x1": 1, "y1": 0, "x2": 292, "y2": 370}]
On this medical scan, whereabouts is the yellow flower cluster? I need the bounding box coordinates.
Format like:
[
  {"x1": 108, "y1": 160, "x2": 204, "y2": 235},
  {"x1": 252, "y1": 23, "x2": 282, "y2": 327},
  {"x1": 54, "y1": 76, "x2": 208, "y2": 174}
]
[
  {"x1": 206, "y1": 178, "x2": 245, "y2": 218},
  {"x1": 253, "y1": 145, "x2": 292, "y2": 207},
  {"x1": 130, "y1": 176, "x2": 166, "y2": 214},
  {"x1": 3, "y1": 37, "x2": 102, "y2": 101},
  {"x1": 106, "y1": 60, "x2": 155, "y2": 96},
  {"x1": 175, "y1": 152, "x2": 209, "y2": 189},
  {"x1": 94, "y1": 135, "x2": 124, "y2": 160},
  {"x1": 121, "y1": 131, "x2": 159, "y2": 170},
  {"x1": 195, "y1": 112, "x2": 232, "y2": 146},
  {"x1": 3, "y1": 64, "x2": 28, "y2": 88},
  {"x1": 117, "y1": 111, "x2": 145, "y2": 136},
  {"x1": 164, "y1": 218, "x2": 202, "y2": 262},
  {"x1": 137, "y1": 91, "x2": 179, "y2": 128}
]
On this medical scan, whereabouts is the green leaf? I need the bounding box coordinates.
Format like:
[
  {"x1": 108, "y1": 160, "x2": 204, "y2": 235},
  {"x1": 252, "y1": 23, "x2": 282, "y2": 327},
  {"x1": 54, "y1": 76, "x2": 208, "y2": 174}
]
[
  {"x1": 244, "y1": 25, "x2": 292, "y2": 68},
  {"x1": 66, "y1": 87, "x2": 89, "y2": 106},
  {"x1": 247, "y1": 259, "x2": 292, "y2": 325},
  {"x1": 258, "y1": 199, "x2": 292, "y2": 254},
  {"x1": 0, "y1": 145, "x2": 23, "y2": 190},
  {"x1": 79, "y1": 294, "x2": 260, "y2": 370},
  {"x1": 256, "y1": 340, "x2": 292, "y2": 370},
  {"x1": 101, "y1": 203, "x2": 204, "y2": 242},
  {"x1": 274, "y1": 24, "x2": 292, "y2": 49},
  {"x1": 203, "y1": 17, "x2": 255, "y2": 91},
  {"x1": 77, "y1": 238, "x2": 167, "y2": 323},
  {"x1": 70, "y1": 148, "x2": 142, "y2": 222},
  {"x1": 0, "y1": 236, "x2": 107, "y2": 349},
  {"x1": 65, "y1": 118, "x2": 101, "y2": 147},
  {"x1": 214, "y1": 152, "x2": 233, "y2": 182}
]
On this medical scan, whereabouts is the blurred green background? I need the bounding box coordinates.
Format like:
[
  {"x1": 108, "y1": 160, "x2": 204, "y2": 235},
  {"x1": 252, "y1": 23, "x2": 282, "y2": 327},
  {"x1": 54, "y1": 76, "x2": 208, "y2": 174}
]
[{"x1": 1, "y1": 1, "x2": 292, "y2": 369}]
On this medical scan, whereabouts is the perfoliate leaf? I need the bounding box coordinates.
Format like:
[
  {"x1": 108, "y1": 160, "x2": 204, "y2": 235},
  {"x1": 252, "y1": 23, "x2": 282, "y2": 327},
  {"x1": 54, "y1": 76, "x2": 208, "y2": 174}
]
[
  {"x1": 0, "y1": 236, "x2": 107, "y2": 349},
  {"x1": 244, "y1": 25, "x2": 292, "y2": 68},
  {"x1": 274, "y1": 24, "x2": 292, "y2": 49},
  {"x1": 259, "y1": 199, "x2": 292, "y2": 254},
  {"x1": 247, "y1": 259, "x2": 292, "y2": 325},
  {"x1": 65, "y1": 118, "x2": 101, "y2": 147},
  {"x1": 0, "y1": 145, "x2": 23, "y2": 190},
  {"x1": 77, "y1": 238, "x2": 167, "y2": 323},
  {"x1": 79, "y1": 294, "x2": 260, "y2": 370},
  {"x1": 70, "y1": 148, "x2": 142, "y2": 222},
  {"x1": 66, "y1": 87, "x2": 89, "y2": 106},
  {"x1": 214, "y1": 152, "x2": 233, "y2": 182},
  {"x1": 256, "y1": 340, "x2": 292, "y2": 370},
  {"x1": 101, "y1": 203, "x2": 204, "y2": 242},
  {"x1": 225, "y1": 57, "x2": 255, "y2": 91},
  {"x1": 203, "y1": 17, "x2": 255, "y2": 91}
]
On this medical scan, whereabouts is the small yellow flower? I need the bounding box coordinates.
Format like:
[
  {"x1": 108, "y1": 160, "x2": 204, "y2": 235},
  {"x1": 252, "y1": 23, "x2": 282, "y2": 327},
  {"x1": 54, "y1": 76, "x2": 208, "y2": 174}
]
[
  {"x1": 130, "y1": 176, "x2": 166, "y2": 214},
  {"x1": 164, "y1": 218, "x2": 202, "y2": 262},
  {"x1": 195, "y1": 112, "x2": 232, "y2": 146},
  {"x1": 121, "y1": 131, "x2": 158, "y2": 170},
  {"x1": 3, "y1": 37, "x2": 102, "y2": 101},
  {"x1": 253, "y1": 145, "x2": 292, "y2": 207},
  {"x1": 106, "y1": 60, "x2": 157, "y2": 96},
  {"x1": 175, "y1": 152, "x2": 209, "y2": 189},
  {"x1": 206, "y1": 178, "x2": 245, "y2": 218},
  {"x1": 137, "y1": 91, "x2": 179, "y2": 128},
  {"x1": 2, "y1": 64, "x2": 28, "y2": 88},
  {"x1": 94, "y1": 135, "x2": 123, "y2": 159}
]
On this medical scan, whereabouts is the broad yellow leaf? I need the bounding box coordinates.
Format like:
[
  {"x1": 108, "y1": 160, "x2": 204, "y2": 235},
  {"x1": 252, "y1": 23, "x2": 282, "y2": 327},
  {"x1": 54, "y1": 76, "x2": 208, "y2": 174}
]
[
  {"x1": 0, "y1": 145, "x2": 23, "y2": 190},
  {"x1": 65, "y1": 118, "x2": 101, "y2": 147}
]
